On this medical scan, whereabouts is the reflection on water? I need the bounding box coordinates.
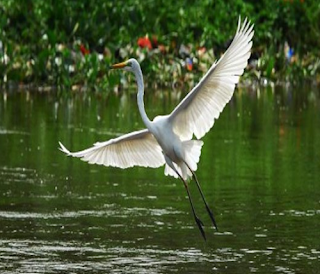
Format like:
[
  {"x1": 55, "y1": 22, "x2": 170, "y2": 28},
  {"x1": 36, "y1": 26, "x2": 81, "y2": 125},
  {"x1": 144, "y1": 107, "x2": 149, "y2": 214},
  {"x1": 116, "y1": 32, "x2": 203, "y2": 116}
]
[{"x1": 0, "y1": 85, "x2": 320, "y2": 273}]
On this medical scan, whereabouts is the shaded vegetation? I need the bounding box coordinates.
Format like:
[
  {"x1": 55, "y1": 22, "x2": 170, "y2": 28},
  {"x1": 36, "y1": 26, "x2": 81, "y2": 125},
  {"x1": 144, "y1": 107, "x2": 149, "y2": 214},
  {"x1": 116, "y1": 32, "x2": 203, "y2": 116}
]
[{"x1": 0, "y1": 0, "x2": 319, "y2": 91}]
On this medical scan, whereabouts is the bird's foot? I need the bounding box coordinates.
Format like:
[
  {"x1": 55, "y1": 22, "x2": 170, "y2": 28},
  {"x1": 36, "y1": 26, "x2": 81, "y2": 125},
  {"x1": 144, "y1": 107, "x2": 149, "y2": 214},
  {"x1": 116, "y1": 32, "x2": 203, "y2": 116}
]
[
  {"x1": 195, "y1": 216, "x2": 206, "y2": 241},
  {"x1": 206, "y1": 205, "x2": 218, "y2": 231}
]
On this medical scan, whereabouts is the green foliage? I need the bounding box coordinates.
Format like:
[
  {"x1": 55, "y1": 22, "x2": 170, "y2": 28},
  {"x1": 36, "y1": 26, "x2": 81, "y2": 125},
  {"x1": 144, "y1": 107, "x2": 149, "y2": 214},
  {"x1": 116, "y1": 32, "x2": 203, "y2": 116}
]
[{"x1": 0, "y1": 0, "x2": 319, "y2": 90}]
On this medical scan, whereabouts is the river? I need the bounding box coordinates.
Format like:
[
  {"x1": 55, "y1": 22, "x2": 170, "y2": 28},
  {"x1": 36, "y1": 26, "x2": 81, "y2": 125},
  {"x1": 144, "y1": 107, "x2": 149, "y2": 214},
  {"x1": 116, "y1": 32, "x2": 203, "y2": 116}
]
[{"x1": 0, "y1": 84, "x2": 319, "y2": 273}]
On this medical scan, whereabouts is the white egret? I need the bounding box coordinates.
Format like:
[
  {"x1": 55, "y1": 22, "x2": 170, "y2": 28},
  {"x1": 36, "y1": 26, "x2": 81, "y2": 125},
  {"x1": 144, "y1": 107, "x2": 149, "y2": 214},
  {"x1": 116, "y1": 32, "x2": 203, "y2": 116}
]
[{"x1": 59, "y1": 17, "x2": 254, "y2": 240}]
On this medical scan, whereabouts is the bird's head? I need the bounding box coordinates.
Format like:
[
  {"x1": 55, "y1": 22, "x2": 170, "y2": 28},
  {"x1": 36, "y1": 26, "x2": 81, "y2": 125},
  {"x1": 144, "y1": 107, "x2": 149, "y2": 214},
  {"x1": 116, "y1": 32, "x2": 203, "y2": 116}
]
[{"x1": 110, "y1": 58, "x2": 138, "y2": 73}]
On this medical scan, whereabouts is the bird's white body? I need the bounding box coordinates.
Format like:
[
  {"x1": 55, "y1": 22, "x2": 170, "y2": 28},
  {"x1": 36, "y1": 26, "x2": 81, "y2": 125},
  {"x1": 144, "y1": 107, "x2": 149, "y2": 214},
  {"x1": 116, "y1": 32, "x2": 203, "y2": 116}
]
[
  {"x1": 150, "y1": 114, "x2": 203, "y2": 179},
  {"x1": 59, "y1": 17, "x2": 254, "y2": 239}
]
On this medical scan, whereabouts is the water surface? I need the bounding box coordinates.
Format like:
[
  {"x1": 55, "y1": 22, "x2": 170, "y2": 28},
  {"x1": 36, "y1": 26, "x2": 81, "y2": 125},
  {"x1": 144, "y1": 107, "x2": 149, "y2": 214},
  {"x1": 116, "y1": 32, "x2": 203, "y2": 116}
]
[{"x1": 0, "y1": 85, "x2": 319, "y2": 273}]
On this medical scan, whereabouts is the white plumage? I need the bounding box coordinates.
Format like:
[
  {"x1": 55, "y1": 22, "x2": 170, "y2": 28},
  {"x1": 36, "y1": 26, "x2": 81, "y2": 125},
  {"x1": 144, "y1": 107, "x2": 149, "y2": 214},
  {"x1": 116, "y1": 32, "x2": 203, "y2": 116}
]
[
  {"x1": 59, "y1": 129, "x2": 165, "y2": 168},
  {"x1": 169, "y1": 17, "x2": 254, "y2": 141},
  {"x1": 59, "y1": 17, "x2": 254, "y2": 239}
]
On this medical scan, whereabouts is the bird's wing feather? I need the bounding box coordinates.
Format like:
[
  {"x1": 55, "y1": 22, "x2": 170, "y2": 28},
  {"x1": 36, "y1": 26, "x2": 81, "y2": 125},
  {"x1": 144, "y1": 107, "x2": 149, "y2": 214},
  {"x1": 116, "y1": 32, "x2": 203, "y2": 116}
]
[
  {"x1": 59, "y1": 129, "x2": 165, "y2": 168},
  {"x1": 169, "y1": 17, "x2": 254, "y2": 140}
]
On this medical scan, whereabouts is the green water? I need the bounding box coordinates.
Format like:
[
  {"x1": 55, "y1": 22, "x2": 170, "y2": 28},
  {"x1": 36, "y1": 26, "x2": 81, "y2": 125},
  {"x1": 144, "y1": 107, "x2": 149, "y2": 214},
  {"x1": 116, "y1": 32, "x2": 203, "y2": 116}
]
[{"x1": 0, "y1": 85, "x2": 319, "y2": 273}]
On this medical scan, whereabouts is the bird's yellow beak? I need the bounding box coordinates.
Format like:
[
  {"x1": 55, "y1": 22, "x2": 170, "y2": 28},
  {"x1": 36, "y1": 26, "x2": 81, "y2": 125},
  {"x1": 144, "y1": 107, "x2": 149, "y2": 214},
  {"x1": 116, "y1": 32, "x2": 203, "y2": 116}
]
[{"x1": 110, "y1": 61, "x2": 127, "y2": 69}]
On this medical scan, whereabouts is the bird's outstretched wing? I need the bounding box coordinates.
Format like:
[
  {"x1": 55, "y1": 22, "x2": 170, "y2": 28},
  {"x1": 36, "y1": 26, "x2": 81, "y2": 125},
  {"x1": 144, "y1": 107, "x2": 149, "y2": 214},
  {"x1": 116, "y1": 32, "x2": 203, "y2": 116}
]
[
  {"x1": 168, "y1": 17, "x2": 254, "y2": 140},
  {"x1": 59, "y1": 129, "x2": 165, "y2": 168}
]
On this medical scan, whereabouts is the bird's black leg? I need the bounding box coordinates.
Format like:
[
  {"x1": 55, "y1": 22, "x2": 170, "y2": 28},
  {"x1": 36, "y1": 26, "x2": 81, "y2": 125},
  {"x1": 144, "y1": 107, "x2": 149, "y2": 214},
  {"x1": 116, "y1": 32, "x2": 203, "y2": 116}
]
[
  {"x1": 165, "y1": 156, "x2": 206, "y2": 240},
  {"x1": 177, "y1": 172, "x2": 206, "y2": 241},
  {"x1": 185, "y1": 162, "x2": 218, "y2": 231}
]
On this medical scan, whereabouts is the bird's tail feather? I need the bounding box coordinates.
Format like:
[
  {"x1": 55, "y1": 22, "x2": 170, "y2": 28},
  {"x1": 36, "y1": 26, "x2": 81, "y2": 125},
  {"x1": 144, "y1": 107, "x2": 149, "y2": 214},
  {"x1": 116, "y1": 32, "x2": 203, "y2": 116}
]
[{"x1": 164, "y1": 140, "x2": 203, "y2": 180}]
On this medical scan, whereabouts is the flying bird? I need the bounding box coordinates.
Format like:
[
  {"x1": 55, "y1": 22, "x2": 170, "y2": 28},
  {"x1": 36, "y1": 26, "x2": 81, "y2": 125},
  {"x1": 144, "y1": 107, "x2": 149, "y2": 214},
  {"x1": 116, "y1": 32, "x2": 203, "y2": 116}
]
[{"x1": 59, "y1": 17, "x2": 254, "y2": 240}]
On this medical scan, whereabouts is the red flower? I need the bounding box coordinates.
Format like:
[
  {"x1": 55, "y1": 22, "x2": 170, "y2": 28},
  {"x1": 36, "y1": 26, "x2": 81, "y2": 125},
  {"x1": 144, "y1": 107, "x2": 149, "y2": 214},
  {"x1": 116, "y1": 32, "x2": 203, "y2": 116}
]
[
  {"x1": 137, "y1": 37, "x2": 152, "y2": 50},
  {"x1": 80, "y1": 44, "x2": 90, "y2": 55}
]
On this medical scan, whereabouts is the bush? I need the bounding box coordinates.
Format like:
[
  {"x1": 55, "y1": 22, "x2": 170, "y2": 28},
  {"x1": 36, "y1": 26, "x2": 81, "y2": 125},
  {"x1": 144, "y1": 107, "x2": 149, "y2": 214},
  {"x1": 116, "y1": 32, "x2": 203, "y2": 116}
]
[{"x1": 0, "y1": 0, "x2": 319, "y2": 90}]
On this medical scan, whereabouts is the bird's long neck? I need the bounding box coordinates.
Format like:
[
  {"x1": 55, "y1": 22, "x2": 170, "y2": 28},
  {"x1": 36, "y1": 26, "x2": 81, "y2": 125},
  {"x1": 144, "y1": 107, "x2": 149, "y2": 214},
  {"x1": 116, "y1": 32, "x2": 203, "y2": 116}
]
[{"x1": 134, "y1": 66, "x2": 152, "y2": 129}]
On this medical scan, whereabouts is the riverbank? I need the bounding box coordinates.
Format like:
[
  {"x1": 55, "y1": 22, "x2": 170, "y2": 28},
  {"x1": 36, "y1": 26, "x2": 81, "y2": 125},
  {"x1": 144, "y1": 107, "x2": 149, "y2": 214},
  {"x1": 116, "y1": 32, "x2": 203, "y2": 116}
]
[{"x1": 1, "y1": 0, "x2": 319, "y2": 92}]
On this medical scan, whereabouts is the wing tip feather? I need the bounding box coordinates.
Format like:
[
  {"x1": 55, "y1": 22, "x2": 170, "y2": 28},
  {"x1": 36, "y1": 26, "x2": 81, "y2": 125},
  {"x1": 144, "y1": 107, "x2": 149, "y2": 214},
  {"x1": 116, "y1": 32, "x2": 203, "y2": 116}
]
[
  {"x1": 58, "y1": 141, "x2": 71, "y2": 155},
  {"x1": 237, "y1": 16, "x2": 241, "y2": 33}
]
